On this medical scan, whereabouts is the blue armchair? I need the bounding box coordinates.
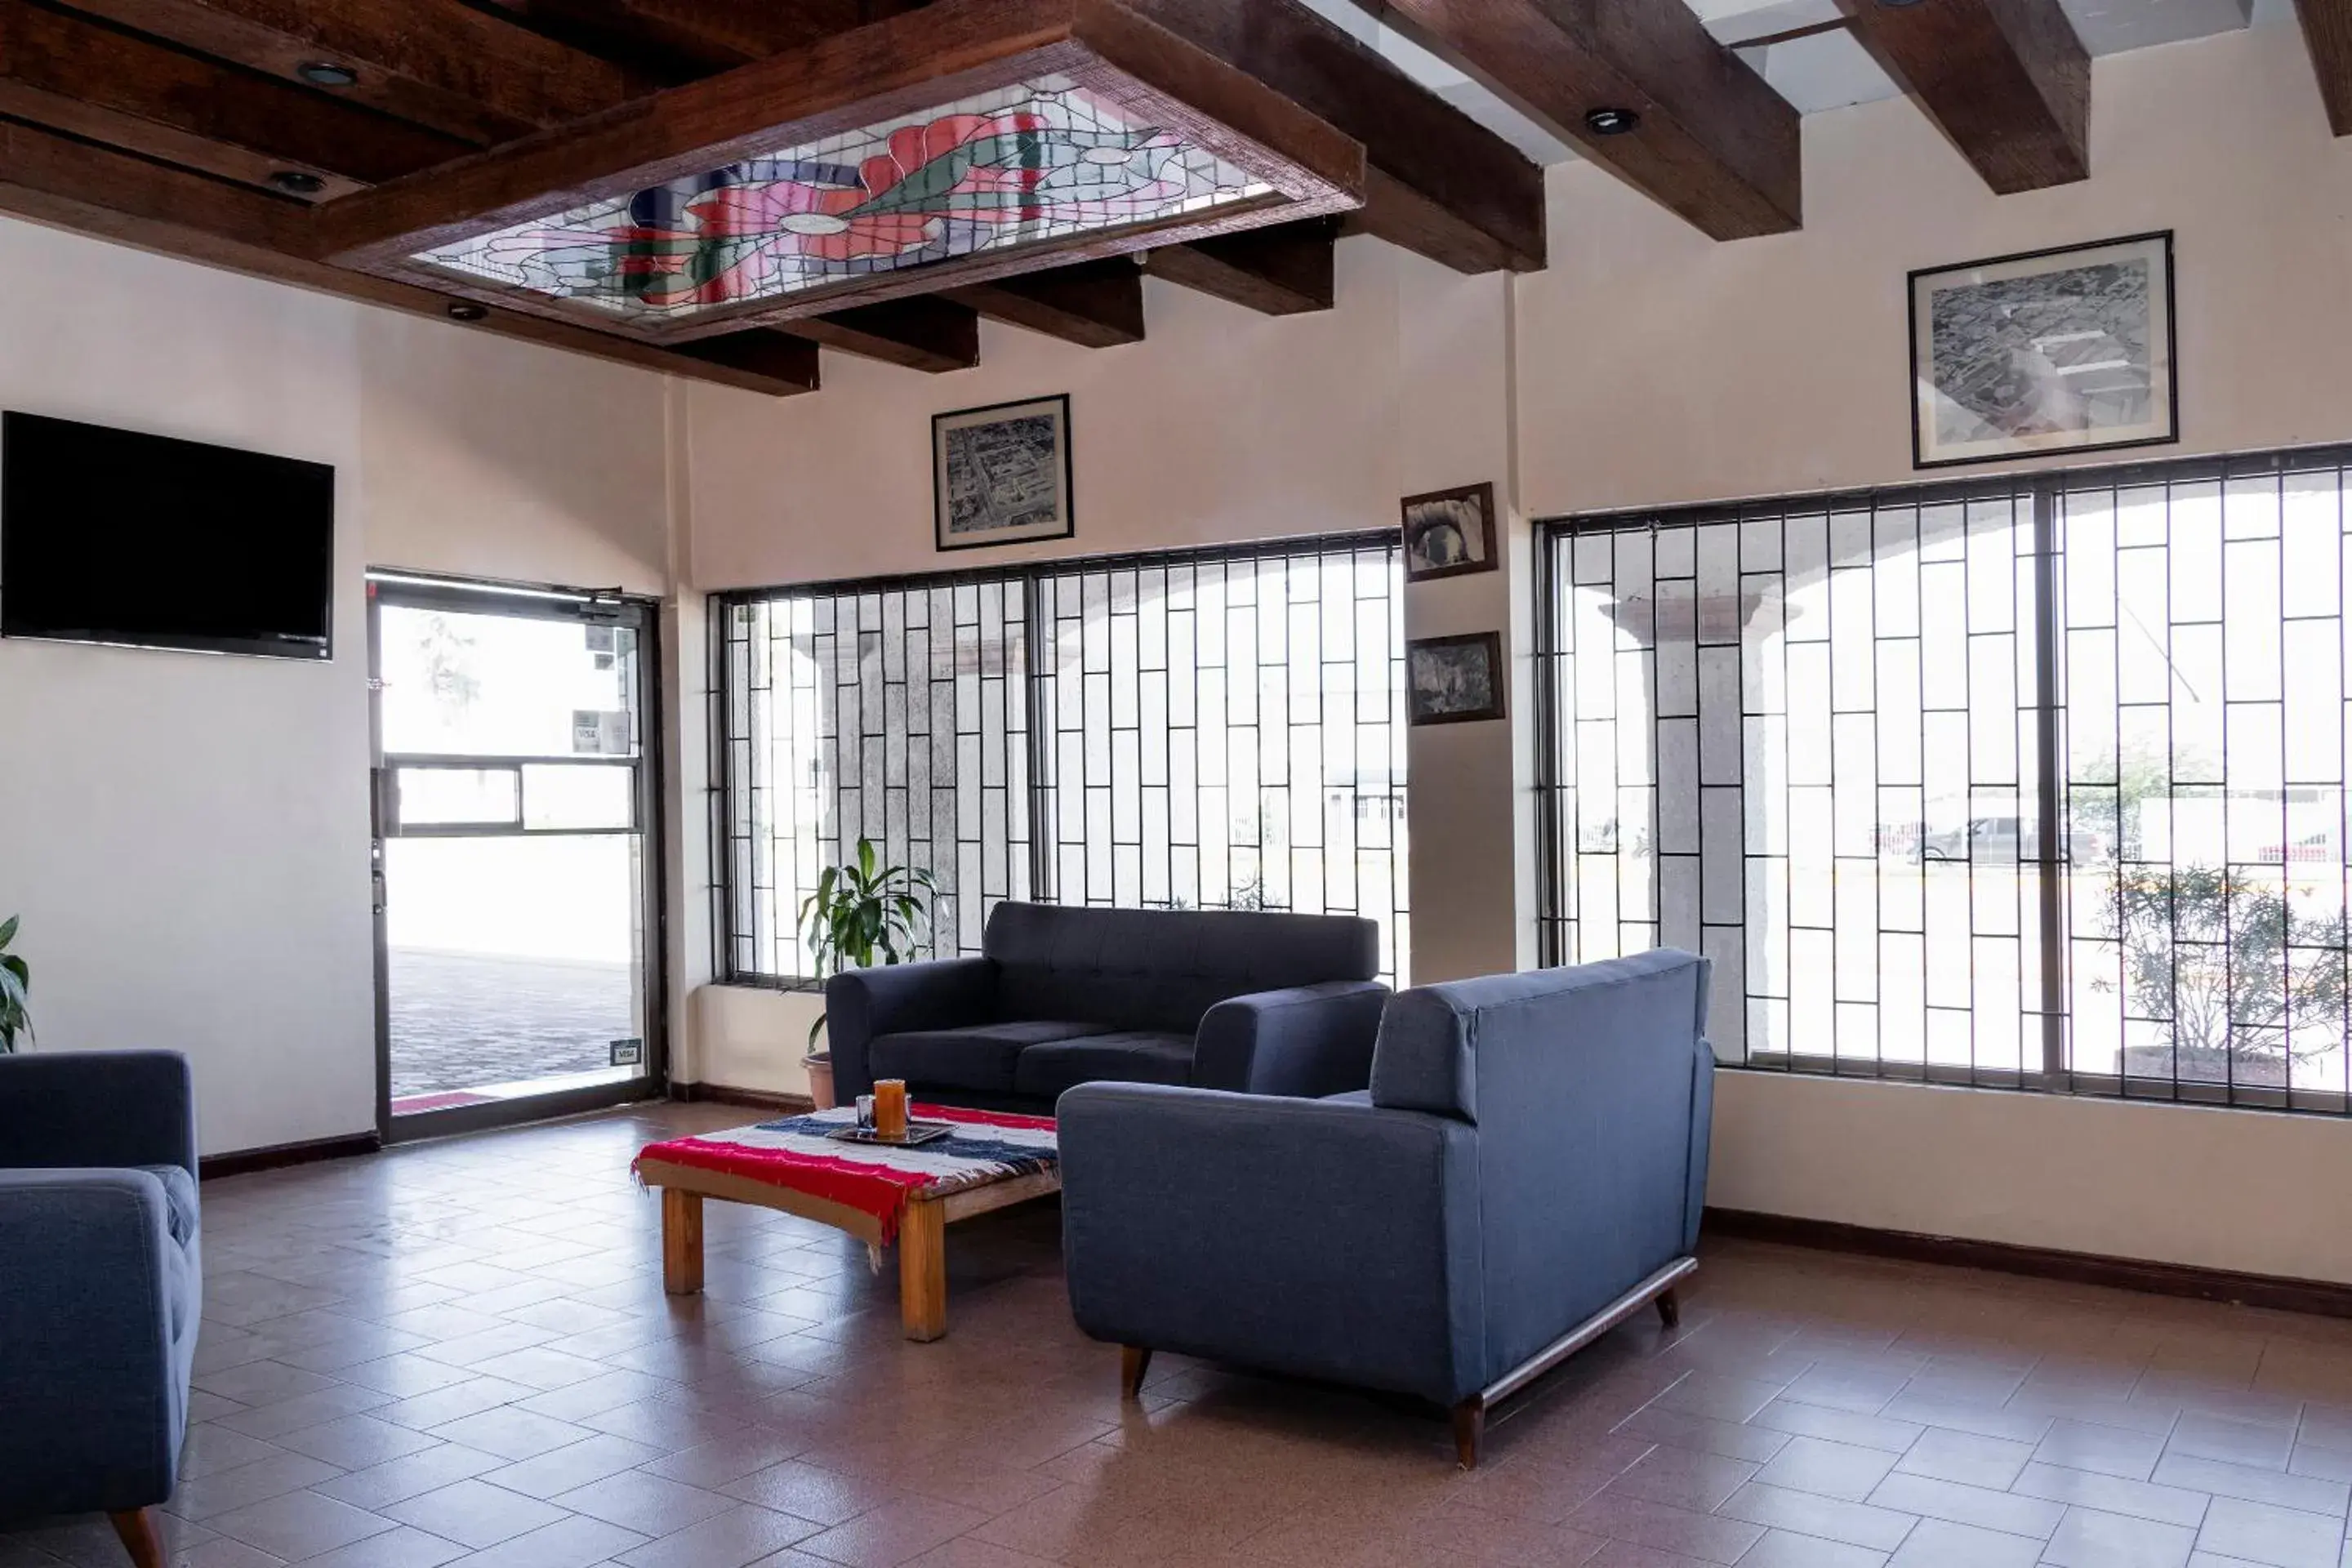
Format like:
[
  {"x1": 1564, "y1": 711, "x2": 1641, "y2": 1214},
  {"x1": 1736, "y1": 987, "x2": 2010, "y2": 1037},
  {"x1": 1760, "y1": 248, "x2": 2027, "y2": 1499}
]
[
  {"x1": 1058, "y1": 951, "x2": 1713, "y2": 1467},
  {"x1": 0, "y1": 1051, "x2": 202, "y2": 1566},
  {"x1": 826, "y1": 902, "x2": 1390, "y2": 1112}
]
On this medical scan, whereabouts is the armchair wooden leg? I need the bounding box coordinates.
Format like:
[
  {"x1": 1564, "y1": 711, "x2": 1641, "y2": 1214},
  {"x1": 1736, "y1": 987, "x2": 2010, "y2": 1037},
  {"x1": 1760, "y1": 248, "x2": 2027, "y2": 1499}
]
[
  {"x1": 109, "y1": 1508, "x2": 163, "y2": 1568},
  {"x1": 1452, "y1": 1397, "x2": 1486, "y2": 1469},
  {"x1": 1120, "y1": 1344, "x2": 1153, "y2": 1400},
  {"x1": 1655, "y1": 1288, "x2": 1682, "y2": 1330}
]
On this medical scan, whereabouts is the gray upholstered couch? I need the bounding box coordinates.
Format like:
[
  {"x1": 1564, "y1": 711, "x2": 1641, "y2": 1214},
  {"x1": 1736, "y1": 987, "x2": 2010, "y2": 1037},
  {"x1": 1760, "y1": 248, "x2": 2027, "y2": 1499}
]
[
  {"x1": 1058, "y1": 950, "x2": 1714, "y2": 1467},
  {"x1": 825, "y1": 902, "x2": 1390, "y2": 1113},
  {"x1": 0, "y1": 1050, "x2": 201, "y2": 1564}
]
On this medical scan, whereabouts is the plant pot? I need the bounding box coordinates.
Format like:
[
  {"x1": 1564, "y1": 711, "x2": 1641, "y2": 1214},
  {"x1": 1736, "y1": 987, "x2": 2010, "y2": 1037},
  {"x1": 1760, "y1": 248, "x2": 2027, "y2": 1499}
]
[{"x1": 804, "y1": 1051, "x2": 836, "y2": 1111}]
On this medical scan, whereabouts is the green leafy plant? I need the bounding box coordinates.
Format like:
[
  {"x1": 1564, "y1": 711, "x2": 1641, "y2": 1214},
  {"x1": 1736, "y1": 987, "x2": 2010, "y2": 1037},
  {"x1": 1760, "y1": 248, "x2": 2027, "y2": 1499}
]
[
  {"x1": 0, "y1": 915, "x2": 29, "y2": 1054},
  {"x1": 795, "y1": 840, "x2": 936, "y2": 1050}
]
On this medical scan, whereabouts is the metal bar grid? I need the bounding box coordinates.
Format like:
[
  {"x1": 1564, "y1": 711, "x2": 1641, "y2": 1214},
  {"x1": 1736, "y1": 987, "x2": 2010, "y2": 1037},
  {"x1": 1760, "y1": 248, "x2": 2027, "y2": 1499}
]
[
  {"x1": 1535, "y1": 442, "x2": 2352, "y2": 1115},
  {"x1": 713, "y1": 533, "x2": 1408, "y2": 987}
]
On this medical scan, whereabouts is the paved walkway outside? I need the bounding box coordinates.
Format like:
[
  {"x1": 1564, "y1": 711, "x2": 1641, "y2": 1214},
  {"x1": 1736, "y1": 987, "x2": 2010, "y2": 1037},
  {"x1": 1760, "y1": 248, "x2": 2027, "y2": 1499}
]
[{"x1": 387, "y1": 947, "x2": 635, "y2": 1101}]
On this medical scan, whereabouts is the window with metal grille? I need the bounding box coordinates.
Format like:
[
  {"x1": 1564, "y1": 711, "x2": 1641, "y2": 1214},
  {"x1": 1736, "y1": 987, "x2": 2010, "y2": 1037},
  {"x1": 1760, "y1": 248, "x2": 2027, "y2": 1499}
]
[
  {"x1": 1535, "y1": 445, "x2": 2352, "y2": 1113},
  {"x1": 715, "y1": 533, "x2": 1410, "y2": 986}
]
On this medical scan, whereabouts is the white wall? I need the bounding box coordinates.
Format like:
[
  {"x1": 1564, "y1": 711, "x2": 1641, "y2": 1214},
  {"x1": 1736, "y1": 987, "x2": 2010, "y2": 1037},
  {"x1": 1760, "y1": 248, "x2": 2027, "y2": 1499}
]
[
  {"x1": 0, "y1": 216, "x2": 679, "y2": 1156},
  {"x1": 0, "y1": 219, "x2": 375, "y2": 1157},
  {"x1": 1521, "y1": 16, "x2": 2352, "y2": 1282}
]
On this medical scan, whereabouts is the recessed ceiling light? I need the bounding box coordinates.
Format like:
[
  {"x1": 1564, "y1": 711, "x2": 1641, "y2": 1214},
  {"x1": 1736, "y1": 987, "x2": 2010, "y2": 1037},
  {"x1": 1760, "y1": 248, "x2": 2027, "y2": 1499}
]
[
  {"x1": 446, "y1": 301, "x2": 488, "y2": 323},
  {"x1": 297, "y1": 60, "x2": 359, "y2": 87},
  {"x1": 269, "y1": 170, "x2": 325, "y2": 195},
  {"x1": 1585, "y1": 107, "x2": 1640, "y2": 136}
]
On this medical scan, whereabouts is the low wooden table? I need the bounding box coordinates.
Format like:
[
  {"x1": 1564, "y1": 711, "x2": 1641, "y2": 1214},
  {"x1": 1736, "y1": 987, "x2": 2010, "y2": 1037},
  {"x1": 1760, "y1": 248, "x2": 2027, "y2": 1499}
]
[{"x1": 634, "y1": 1106, "x2": 1060, "y2": 1343}]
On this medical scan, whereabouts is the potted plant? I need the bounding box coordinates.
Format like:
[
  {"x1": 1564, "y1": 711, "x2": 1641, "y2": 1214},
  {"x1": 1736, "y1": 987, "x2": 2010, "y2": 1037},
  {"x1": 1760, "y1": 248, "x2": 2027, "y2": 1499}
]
[
  {"x1": 796, "y1": 840, "x2": 935, "y2": 1110},
  {"x1": 0, "y1": 915, "x2": 30, "y2": 1054}
]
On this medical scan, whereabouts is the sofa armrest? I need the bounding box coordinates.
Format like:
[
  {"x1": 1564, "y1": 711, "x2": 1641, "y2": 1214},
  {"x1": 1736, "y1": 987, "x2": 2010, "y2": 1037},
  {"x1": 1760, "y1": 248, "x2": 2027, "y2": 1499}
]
[
  {"x1": 824, "y1": 957, "x2": 998, "y2": 1099},
  {"x1": 0, "y1": 1050, "x2": 196, "y2": 1176},
  {"x1": 0, "y1": 1169, "x2": 184, "y2": 1516},
  {"x1": 1191, "y1": 981, "x2": 1390, "y2": 1098},
  {"x1": 1686, "y1": 1038, "x2": 1717, "y2": 1253},
  {"x1": 1058, "y1": 1082, "x2": 1484, "y2": 1406}
]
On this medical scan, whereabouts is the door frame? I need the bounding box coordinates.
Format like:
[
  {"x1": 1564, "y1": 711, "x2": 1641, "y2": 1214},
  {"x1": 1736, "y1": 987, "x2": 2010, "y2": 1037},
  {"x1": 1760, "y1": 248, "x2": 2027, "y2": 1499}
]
[{"x1": 367, "y1": 569, "x2": 669, "y2": 1144}]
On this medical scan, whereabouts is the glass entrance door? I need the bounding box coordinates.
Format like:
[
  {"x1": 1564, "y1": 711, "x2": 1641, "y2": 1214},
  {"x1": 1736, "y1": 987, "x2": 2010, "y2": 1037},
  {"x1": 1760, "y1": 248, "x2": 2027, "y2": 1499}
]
[{"x1": 368, "y1": 574, "x2": 663, "y2": 1137}]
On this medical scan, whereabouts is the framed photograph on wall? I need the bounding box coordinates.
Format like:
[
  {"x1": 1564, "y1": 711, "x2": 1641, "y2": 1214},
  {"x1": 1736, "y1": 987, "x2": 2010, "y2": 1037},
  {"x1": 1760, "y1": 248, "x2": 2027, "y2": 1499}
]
[
  {"x1": 933, "y1": 394, "x2": 1073, "y2": 551},
  {"x1": 1401, "y1": 482, "x2": 1499, "y2": 582},
  {"x1": 1909, "y1": 231, "x2": 2176, "y2": 470},
  {"x1": 1406, "y1": 631, "x2": 1506, "y2": 726}
]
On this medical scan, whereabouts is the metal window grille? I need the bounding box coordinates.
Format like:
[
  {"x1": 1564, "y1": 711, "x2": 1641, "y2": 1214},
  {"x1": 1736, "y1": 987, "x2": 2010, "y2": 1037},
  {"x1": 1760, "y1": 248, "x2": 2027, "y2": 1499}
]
[
  {"x1": 715, "y1": 533, "x2": 1409, "y2": 986},
  {"x1": 1535, "y1": 443, "x2": 2352, "y2": 1114}
]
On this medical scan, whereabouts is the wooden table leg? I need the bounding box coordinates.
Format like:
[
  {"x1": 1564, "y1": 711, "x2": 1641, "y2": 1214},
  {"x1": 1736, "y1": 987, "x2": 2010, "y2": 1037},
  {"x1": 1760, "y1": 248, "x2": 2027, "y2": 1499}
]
[
  {"x1": 899, "y1": 1198, "x2": 947, "y2": 1342},
  {"x1": 662, "y1": 1188, "x2": 703, "y2": 1296}
]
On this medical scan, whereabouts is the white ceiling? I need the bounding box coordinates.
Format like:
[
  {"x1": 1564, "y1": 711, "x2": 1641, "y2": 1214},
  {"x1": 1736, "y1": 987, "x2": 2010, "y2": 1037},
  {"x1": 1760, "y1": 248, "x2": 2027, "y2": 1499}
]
[{"x1": 1303, "y1": 0, "x2": 2270, "y2": 165}]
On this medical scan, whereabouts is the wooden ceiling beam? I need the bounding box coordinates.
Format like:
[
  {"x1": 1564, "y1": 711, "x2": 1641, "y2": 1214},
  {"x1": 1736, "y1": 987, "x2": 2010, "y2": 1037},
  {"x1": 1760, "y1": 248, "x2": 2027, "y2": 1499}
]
[
  {"x1": 50, "y1": 0, "x2": 651, "y2": 145},
  {"x1": 1836, "y1": 0, "x2": 2089, "y2": 194},
  {"x1": 0, "y1": 117, "x2": 816, "y2": 394},
  {"x1": 0, "y1": 2, "x2": 466, "y2": 199},
  {"x1": 942, "y1": 257, "x2": 1146, "y2": 348},
  {"x1": 791, "y1": 297, "x2": 981, "y2": 372},
  {"x1": 1118, "y1": 0, "x2": 1542, "y2": 274},
  {"x1": 2296, "y1": 0, "x2": 2352, "y2": 136},
  {"x1": 1372, "y1": 0, "x2": 1799, "y2": 241},
  {"x1": 1146, "y1": 220, "x2": 1334, "y2": 316},
  {"x1": 472, "y1": 0, "x2": 875, "y2": 70}
]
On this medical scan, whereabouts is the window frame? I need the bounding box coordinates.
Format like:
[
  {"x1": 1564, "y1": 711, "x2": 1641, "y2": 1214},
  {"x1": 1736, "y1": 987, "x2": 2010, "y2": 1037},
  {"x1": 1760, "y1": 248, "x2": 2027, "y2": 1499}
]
[
  {"x1": 710, "y1": 528, "x2": 1408, "y2": 990},
  {"x1": 1535, "y1": 440, "x2": 2352, "y2": 1117}
]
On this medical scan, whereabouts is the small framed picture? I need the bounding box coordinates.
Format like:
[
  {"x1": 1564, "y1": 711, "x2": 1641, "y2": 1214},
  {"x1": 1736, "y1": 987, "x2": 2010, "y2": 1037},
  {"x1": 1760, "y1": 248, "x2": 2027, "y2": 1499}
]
[
  {"x1": 933, "y1": 394, "x2": 1073, "y2": 551},
  {"x1": 1909, "y1": 231, "x2": 2176, "y2": 469},
  {"x1": 1406, "y1": 631, "x2": 1506, "y2": 726},
  {"x1": 1401, "y1": 482, "x2": 1499, "y2": 582}
]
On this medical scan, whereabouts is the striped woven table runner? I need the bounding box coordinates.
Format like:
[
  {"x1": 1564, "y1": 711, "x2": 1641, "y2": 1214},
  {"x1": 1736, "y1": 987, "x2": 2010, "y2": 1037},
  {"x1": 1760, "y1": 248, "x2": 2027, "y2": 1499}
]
[{"x1": 634, "y1": 1103, "x2": 1058, "y2": 1244}]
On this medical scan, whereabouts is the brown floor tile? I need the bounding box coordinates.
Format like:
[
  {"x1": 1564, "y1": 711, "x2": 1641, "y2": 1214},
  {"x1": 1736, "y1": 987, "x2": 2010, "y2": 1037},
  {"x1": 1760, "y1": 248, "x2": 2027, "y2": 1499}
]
[
  {"x1": 32, "y1": 1105, "x2": 2352, "y2": 1568},
  {"x1": 1713, "y1": 1481, "x2": 1918, "y2": 1551},
  {"x1": 2193, "y1": 1496, "x2": 2345, "y2": 1568}
]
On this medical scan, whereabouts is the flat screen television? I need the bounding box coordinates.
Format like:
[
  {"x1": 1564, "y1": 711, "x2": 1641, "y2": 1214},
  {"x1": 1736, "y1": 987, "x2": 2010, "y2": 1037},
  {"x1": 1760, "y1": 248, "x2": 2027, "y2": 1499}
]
[{"x1": 0, "y1": 412, "x2": 335, "y2": 660}]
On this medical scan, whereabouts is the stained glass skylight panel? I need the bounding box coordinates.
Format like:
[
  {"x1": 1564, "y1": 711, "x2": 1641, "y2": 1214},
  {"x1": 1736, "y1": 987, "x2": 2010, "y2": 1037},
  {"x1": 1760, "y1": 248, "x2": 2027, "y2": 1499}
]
[{"x1": 414, "y1": 77, "x2": 1275, "y2": 326}]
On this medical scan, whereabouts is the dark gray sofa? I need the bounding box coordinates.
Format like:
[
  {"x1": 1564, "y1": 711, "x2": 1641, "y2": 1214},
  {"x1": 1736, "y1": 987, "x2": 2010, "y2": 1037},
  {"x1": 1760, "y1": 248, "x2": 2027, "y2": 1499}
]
[
  {"x1": 1058, "y1": 951, "x2": 1714, "y2": 1467},
  {"x1": 824, "y1": 902, "x2": 1390, "y2": 1112},
  {"x1": 0, "y1": 1050, "x2": 201, "y2": 1564}
]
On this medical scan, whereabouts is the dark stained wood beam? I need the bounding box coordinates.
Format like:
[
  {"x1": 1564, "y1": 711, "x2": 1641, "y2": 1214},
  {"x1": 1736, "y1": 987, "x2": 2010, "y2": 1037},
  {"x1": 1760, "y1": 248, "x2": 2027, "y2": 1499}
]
[
  {"x1": 1836, "y1": 0, "x2": 2089, "y2": 194},
  {"x1": 1120, "y1": 0, "x2": 1542, "y2": 274},
  {"x1": 2296, "y1": 0, "x2": 2352, "y2": 136},
  {"x1": 666, "y1": 327, "x2": 823, "y2": 390},
  {"x1": 1145, "y1": 220, "x2": 1333, "y2": 316},
  {"x1": 0, "y1": 2, "x2": 465, "y2": 199},
  {"x1": 472, "y1": 0, "x2": 884, "y2": 71},
  {"x1": 0, "y1": 117, "x2": 816, "y2": 394},
  {"x1": 791, "y1": 297, "x2": 980, "y2": 372},
  {"x1": 51, "y1": 0, "x2": 651, "y2": 145},
  {"x1": 943, "y1": 257, "x2": 1145, "y2": 348},
  {"x1": 1372, "y1": 0, "x2": 1799, "y2": 241}
]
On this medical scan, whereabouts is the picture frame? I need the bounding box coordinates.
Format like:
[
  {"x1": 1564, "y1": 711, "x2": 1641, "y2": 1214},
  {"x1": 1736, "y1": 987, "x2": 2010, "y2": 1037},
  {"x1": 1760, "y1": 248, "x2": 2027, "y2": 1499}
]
[
  {"x1": 1401, "y1": 482, "x2": 1499, "y2": 582},
  {"x1": 1406, "y1": 631, "x2": 1507, "y2": 726},
  {"x1": 933, "y1": 394, "x2": 1074, "y2": 552},
  {"x1": 1909, "y1": 231, "x2": 2176, "y2": 470}
]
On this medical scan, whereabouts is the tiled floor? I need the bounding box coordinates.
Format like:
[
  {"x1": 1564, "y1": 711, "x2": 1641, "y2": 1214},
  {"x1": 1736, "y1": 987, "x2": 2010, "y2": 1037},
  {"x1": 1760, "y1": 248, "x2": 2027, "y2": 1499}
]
[{"x1": 14, "y1": 1104, "x2": 2352, "y2": 1568}]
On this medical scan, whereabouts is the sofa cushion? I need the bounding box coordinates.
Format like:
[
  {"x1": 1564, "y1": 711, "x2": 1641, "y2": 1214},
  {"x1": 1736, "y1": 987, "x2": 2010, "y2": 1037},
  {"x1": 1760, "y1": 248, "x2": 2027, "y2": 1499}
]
[
  {"x1": 868, "y1": 1021, "x2": 1103, "y2": 1095},
  {"x1": 986, "y1": 902, "x2": 1379, "y2": 1036},
  {"x1": 1013, "y1": 1031, "x2": 1193, "y2": 1101},
  {"x1": 138, "y1": 1165, "x2": 198, "y2": 1248}
]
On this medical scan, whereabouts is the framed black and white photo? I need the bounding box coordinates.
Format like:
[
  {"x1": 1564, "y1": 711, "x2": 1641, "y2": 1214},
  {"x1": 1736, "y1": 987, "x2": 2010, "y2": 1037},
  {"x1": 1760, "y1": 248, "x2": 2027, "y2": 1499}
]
[
  {"x1": 1406, "y1": 631, "x2": 1506, "y2": 726},
  {"x1": 1909, "y1": 231, "x2": 2176, "y2": 470},
  {"x1": 932, "y1": 394, "x2": 1073, "y2": 551},
  {"x1": 1401, "y1": 482, "x2": 1499, "y2": 583}
]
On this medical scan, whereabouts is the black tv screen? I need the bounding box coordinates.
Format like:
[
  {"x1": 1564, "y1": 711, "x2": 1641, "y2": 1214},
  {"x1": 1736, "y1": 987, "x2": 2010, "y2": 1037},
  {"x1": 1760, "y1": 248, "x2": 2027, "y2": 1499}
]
[{"x1": 1, "y1": 412, "x2": 335, "y2": 660}]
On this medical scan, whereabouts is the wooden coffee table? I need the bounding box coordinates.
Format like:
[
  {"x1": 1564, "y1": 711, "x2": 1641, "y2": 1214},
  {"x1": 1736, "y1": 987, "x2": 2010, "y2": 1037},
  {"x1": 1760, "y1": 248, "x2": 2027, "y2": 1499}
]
[{"x1": 634, "y1": 1106, "x2": 1060, "y2": 1343}]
